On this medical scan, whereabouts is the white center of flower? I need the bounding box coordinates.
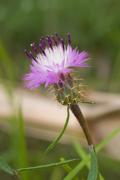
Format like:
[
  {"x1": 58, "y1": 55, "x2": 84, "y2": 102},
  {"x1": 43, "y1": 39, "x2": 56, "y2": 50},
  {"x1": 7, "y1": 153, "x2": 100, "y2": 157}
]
[{"x1": 36, "y1": 44, "x2": 71, "y2": 73}]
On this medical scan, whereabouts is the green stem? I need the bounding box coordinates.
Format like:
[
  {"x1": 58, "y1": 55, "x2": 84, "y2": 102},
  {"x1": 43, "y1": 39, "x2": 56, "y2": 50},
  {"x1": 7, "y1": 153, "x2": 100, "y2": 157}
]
[
  {"x1": 17, "y1": 158, "x2": 80, "y2": 172},
  {"x1": 45, "y1": 105, "x2": 70, "y2": 153}
]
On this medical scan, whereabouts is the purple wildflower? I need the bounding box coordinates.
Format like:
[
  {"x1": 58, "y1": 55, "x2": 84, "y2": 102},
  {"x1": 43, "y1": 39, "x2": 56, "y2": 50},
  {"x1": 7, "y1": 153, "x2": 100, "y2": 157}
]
[{"x1": 24, "y1": 34, "x2": 89, "y2": 89}]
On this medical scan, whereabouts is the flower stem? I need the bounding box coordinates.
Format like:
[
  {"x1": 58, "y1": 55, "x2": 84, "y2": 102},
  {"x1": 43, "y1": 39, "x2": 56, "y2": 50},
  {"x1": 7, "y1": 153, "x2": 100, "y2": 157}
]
[
  {"x1": 70, "y1": 103, "x2": 94, "y2": 146},
  {"x1": 17, "y1": 158, "x2": 80, "y2": 172}
]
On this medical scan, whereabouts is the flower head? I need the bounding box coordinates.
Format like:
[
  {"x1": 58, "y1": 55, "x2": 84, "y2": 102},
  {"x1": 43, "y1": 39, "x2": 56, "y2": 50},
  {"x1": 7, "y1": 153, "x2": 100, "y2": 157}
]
[{"x1": 24, "y1": 33, "x2": 89, "y2": 89}]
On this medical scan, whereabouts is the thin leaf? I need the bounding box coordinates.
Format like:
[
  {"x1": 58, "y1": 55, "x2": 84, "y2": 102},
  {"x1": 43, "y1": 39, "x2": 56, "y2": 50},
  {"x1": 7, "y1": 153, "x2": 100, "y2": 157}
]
[
  {"x1": 73, "y1": 141, "x2": 104, "y2": 180},
  {"x1": 45, "y1": 105, "x2": 70, "y2": 153},
  {"x1": 73, "y1": 140, "x2": 87, "y2": 159},
  {"x1": 87, "y1": 146, "x2": 98, "y2": 180},
  {"x1": 64, "y1": 126, "x2": 120, "y2": 179},
  {"x1": 64, "y1": 159, "x2": 87, "y2": 180},
  {"x1": 17, "y1": 158, "x2": 80, "y2": 172},
  {"x1": 17, "y1": 107, "x2": 29, "y2": 180},
  {"x1": 96, "y1": 127, "x2": 120, "y2": 153},
  {"x1": 0, "y1": 157, "x2": 15, "y2": 175},
  {"x1": 60, "y1": 158, "x2": 79, "y2": 180},
  {"x1": 60, "y1": 158, "x2": 72, "y2": 172}
]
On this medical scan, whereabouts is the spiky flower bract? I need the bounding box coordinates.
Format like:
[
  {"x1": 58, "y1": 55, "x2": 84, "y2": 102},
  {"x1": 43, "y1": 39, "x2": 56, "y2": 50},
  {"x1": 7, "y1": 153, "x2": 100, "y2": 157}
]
[{"x1": 24, "y1": 33, "x2": 89, "y2": 105}]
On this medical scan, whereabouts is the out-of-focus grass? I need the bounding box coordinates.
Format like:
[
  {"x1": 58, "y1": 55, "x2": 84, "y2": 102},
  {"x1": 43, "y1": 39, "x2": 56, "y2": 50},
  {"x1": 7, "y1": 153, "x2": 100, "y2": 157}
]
[
  {"x1": 1, "y1": 127, "x2": 120, "y2": 180},
  {"x1": 0, "y1": 0, "x2": 120, "y2": 91},
  {"x1": 0, "y1": 41, "x2": 29, "y2": 179},
  {"x1": 0, "y1": 41, "x2": 16, "y2": 96},
  {"x1": 9, "y1": 108, "x2": 29, "y2": 180}
]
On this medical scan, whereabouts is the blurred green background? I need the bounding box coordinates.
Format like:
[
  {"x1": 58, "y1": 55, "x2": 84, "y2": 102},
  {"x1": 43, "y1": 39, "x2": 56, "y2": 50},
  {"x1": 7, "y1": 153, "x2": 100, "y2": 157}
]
[
  {"x1": 0, "y1": 0, "x2": 120, "y2": 180},
  {"x1": 0, "y1": 0, "x2": 120, "y2": 91}
]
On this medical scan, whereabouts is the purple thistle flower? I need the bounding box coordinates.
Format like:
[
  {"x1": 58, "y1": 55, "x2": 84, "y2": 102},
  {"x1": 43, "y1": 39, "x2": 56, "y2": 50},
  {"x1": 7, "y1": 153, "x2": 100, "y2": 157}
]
[
  {"x1": 24, "y1": 34, "x2": 94, "y2": 148},
  {"x1": 24, "y1": 33, "x2": 89, "y2": 89}
]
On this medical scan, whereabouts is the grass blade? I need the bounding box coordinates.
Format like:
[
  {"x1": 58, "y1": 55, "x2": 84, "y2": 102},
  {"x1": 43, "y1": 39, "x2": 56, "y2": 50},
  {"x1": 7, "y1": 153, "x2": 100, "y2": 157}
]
[
  {"x1": 17, "y1": 158, "x2": 80, "y2": 172},
  {"x1": 64, "y1": 159, "x2": 88, "y2": 180},
  {"x1": 64, "y1": 126, "x2": 120, "y2": 179},
  {"x1": 0, "y1": 157, "x2": 14, "y2": 175},
  {"x1": 87, "y1": 146, "x2": 98, "y2": 180},
  {"x1": 96, "y1": 127, "x2": 120, "y2": 153},
  {"x1": 60, "y1": 158, "x2": 79, "y2": 180},
  {"x1": 17, "y1": 107, "x2": 29, "y2": 180},
  {"x1": 73, "y1": 141, "x2": 104, "y2": 180}
]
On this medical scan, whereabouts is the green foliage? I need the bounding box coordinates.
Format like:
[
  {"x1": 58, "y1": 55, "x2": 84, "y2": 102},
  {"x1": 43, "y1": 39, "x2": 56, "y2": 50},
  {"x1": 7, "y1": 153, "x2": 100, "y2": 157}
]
[
  {"x1": 0, "y1": 0, "x2": 120, "y2": 51},
  {"x1": 64, "y1": 126, "x2": 120, "y2": 179},
  {"x1": 0, "y1": 0, "x2": 120, "y2": 90},
  {"x1": 0, "y1": 116, "x2": 120, "y2": 179},
  {"x1": 0, "y1": 157, "x2": 15, "y2": 175},
  {"x1": 96, "y1": 127, "x2": 120, "y2": 153},
  {"x1": 7, "y1": 108, "x2": 29, "y2": 180},
  {"x1": 16, "y1": 107, "x2": 29, "y2": 180},
  {"x1": 17, "y1": 158, "x2": 80, "y2": 173},
  {"x1": 87, "y1": 147, "x2": 98, "y2": 180},
  {"x1": 73, "y1": 141, "x2": 104, "y2": 180}
]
